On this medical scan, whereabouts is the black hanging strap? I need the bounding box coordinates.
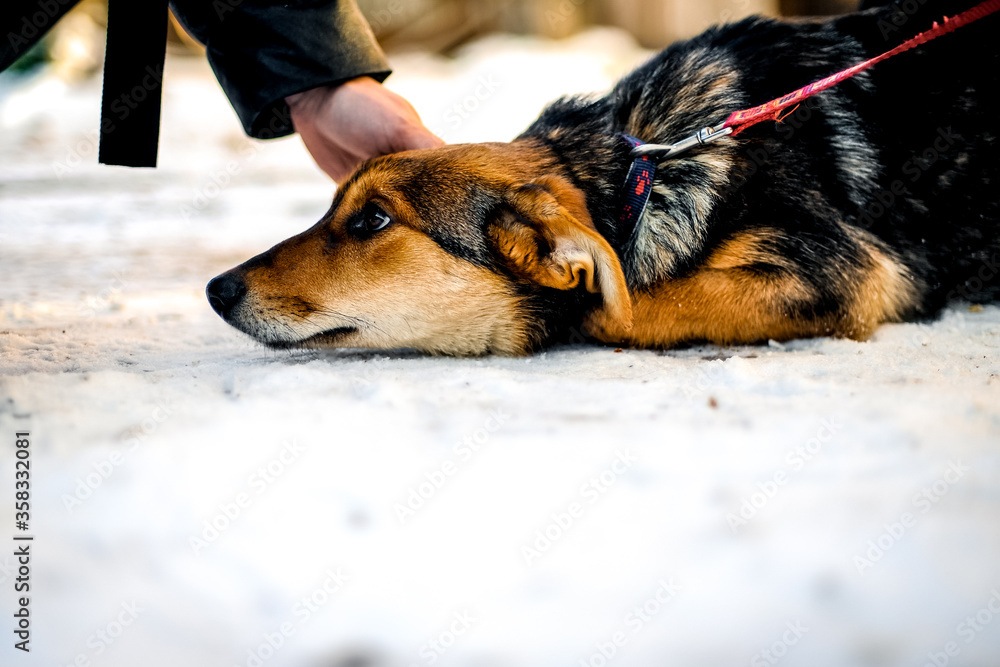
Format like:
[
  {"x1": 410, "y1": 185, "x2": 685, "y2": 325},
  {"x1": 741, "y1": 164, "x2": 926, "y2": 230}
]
[{"x1": 98, "y1": 0, "x2": 169, "y2": 167}]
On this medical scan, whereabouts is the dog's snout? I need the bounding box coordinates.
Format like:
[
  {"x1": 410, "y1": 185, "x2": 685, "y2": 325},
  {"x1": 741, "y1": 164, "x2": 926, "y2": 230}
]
[{"x1": 206, "y1": 273, "x2": 247, "y2": 318}]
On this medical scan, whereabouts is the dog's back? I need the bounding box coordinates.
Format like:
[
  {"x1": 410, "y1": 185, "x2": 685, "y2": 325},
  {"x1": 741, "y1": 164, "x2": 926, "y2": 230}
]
[
  {"x1": 524, "y1": 0, "x2": 999, "y2": 314},
  {"x1": 845, "y1": 0, "x2": 1000, "y2": 306}
]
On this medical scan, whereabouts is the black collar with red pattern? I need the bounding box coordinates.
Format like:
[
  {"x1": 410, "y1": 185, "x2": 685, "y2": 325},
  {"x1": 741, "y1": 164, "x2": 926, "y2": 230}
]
[{"x1": 616, "y1": 134, "x2": 656, "y2": 244}]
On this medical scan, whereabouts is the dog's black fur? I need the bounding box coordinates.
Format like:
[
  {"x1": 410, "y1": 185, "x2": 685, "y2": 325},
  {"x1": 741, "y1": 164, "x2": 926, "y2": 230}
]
[
  {"x1": 517, "y1": 0, "x2": 998, "y2": 329},
  {"x1": 209, "y1": 0, "x2": 999, "y2": 355}
]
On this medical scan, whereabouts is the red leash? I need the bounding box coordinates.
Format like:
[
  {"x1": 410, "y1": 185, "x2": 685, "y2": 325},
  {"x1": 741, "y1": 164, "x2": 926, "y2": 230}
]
[
  {"x1": 724, "y1": 0, "x2": 1000, "y2": 135},
  {"x1": 631, "y1": 0, "x2": 1000, "y2": 160}
]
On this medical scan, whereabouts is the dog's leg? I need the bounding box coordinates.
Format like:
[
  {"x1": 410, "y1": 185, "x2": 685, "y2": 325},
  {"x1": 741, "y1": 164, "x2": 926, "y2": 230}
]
[{"x1": 586, "y1": 227, "x2": 920, "y2": 348}]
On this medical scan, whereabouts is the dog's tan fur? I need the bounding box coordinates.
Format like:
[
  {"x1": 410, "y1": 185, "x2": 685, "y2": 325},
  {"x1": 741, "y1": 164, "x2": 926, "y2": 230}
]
[
  {"x1": 209, "y1": 1, "x2": 997, "y2": 356},
  {"x1": 219, "y1": 140, "x2": 914, "y2": 355},
  {"x1": 585, "y1": 226, "x2": 916, "y2": 347}
]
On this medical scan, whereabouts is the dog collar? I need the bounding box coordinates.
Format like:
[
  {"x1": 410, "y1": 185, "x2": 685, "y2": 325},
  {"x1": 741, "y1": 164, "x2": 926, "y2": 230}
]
[
  {"x1": 616, "y1": 134, "x2": 656, "y2": 240},
  {"x1": 616, "y1": 127, "x2": 736, "y2": 245}
]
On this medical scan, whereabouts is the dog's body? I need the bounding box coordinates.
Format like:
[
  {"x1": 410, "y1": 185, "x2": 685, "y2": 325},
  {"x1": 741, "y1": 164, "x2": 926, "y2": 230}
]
[{"x1": 208, "y1": 0, "x2": 999, "y2": 355}]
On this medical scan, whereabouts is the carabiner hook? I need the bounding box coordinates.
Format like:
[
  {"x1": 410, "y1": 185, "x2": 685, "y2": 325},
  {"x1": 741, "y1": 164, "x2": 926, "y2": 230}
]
[{"x1": 629, "y1": 123, "x2": 733, "y2": 162}]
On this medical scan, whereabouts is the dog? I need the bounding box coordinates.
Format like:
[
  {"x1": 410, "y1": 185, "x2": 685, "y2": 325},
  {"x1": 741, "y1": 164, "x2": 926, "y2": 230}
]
[{"x1": 207, "y1": 0, "x2": 999, "y2": 356}]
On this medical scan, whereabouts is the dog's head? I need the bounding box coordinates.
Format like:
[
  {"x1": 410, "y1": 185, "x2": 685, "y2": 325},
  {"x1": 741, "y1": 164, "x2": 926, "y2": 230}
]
[{"x1": 206, "y1": 142, "x2": 632, "y2": 355}]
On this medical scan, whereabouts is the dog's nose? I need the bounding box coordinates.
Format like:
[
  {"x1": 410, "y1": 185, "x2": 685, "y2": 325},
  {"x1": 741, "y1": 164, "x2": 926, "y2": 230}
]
[{"x1": 206, "y1": 273, "x2": 247, "y2": 318}]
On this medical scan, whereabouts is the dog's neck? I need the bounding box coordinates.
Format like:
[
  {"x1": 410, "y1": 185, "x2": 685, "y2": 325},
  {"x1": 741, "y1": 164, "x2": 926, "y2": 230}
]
[
  {"x1": 515, "y1": 98, "x2": 707, "y2": 293},
  {"x1": 515, "y1": 59, "x2": 747, "y2": 290}
]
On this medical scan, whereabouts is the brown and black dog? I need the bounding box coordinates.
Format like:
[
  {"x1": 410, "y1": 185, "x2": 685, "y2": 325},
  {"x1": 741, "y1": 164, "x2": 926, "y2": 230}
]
[{"x1": 207, "y1": 0, "x2": 999, "y2": 356}]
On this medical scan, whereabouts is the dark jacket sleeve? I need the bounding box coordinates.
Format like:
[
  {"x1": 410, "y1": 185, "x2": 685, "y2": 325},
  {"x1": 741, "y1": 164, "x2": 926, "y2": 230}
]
[
  {"x1": 168, "y1": 0, "x2": 391, "y2": 139},
  {"x1": 1, "y1": 0, "x2": 82, "y2": 71}
]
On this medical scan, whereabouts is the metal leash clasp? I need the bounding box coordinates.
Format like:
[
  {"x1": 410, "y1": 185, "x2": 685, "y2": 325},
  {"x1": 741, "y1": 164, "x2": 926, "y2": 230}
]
[{"x1": 629, "y1": 122, "x2": 733, "y2": 162}]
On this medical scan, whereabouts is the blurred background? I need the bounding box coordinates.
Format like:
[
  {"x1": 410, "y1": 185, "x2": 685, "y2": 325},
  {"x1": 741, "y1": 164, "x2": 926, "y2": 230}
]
[{"x1": 8, "y1": 0, "x2": 860, "y2": 81}]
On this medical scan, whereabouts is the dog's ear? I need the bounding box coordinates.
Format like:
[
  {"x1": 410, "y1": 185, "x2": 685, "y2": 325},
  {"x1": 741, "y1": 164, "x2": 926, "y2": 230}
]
[{"x1": 490, "y1": 175, "x2": 633, "y2": 330}]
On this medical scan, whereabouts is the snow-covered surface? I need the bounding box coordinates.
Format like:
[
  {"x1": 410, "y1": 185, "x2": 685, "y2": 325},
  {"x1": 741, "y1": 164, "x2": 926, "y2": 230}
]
[{"x1": 2, "y1": 30, "x2": 1000, "y2": 667}]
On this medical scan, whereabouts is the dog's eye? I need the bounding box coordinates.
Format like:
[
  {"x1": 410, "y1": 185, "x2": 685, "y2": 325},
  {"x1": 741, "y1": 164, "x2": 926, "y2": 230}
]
[{"x1": 349, "y1": 203, "x2": 393, "y2": 237}]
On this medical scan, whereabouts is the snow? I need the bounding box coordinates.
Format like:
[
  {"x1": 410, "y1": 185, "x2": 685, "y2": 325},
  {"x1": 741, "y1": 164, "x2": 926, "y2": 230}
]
[{"x1": 2, "y1": 29, "x2": 1000, "y2": 667}]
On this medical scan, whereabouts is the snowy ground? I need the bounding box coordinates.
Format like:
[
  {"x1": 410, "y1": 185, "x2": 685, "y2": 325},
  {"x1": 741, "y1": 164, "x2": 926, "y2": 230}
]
[{"x1": 2, "y1": 30, "x2": 1000, "y2": 667}]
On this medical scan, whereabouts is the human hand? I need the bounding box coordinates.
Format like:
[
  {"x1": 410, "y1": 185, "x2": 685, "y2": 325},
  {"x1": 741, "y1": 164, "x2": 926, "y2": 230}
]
[{"x1": 286, "y1": 76, "x2": 444, "y2": 183}]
